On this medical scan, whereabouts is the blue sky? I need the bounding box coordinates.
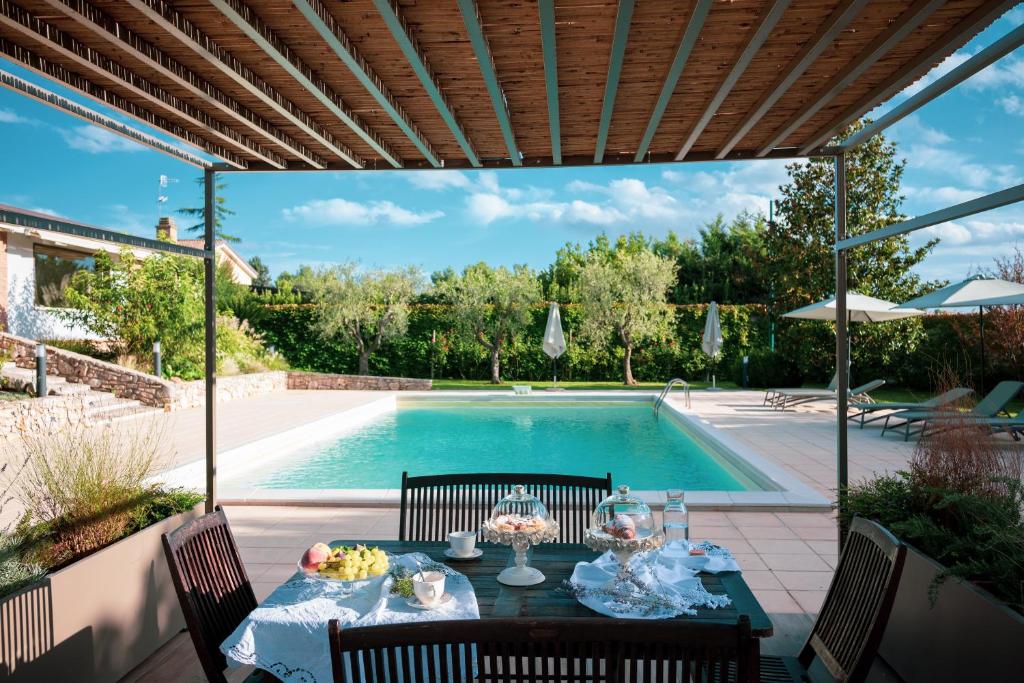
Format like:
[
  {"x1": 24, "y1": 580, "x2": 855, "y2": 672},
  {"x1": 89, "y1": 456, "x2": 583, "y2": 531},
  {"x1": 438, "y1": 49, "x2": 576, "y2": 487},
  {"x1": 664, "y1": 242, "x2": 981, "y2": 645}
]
[{"x1": 0, "y1": 7, "x2": 1022, "y2": 284}]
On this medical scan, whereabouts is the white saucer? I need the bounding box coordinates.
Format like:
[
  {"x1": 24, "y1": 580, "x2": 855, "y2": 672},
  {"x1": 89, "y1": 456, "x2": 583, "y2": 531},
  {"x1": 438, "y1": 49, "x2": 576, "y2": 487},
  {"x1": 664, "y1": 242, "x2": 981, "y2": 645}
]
[
  {"x1": 444, "y1": 548, "x2": 483, "y2": 560},
  {"x1": 406, "y1": 592, "x2": 454, "y2": 610}
]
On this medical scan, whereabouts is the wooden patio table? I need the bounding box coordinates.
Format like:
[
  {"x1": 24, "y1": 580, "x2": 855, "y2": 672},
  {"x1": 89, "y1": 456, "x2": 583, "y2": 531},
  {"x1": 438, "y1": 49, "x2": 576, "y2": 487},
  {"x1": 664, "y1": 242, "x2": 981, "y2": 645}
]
[{"x1": 328, "y1": 539, "x2": 773, "y2": 679}]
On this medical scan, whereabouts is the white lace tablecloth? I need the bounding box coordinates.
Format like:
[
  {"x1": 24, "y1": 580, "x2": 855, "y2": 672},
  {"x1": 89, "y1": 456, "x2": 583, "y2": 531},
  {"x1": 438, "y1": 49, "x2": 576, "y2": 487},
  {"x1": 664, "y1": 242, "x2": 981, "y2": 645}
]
[
  {"x1": 221, "y1": 553, "x2": 479, "y2": 683},
  {"x1": 567, "y1": 542, "x2": 737, "y2": 620}
]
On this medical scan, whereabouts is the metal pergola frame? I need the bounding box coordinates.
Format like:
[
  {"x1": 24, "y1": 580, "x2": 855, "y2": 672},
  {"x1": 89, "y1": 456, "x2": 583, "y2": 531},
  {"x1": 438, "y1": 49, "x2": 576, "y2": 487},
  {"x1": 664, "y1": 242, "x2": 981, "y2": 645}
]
[{"x1": 1, "y1": 5, "x2": 1021, "y2": 534}]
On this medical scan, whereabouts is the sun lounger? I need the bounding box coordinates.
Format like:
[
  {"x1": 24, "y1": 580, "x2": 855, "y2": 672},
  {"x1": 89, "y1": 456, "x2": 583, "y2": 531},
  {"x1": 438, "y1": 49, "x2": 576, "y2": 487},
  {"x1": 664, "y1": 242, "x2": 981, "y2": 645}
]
[
  {"x1": 764, "y1": 373, "x2": 837, "y2": 407},
  {"x1": 773, "y1": 379, "x2": 886, "y2": 411},
  {"x1": 848, "y1": 387, "x2": 974, "y2": 428},
  {"x1": 881, "y1": 380, "x2": 1024, "y2": 441}
]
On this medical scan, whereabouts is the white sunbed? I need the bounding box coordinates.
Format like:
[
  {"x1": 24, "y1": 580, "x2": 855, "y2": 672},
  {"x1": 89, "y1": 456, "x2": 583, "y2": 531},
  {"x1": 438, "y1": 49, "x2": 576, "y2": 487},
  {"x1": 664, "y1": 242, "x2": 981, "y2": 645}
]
[{"x1": 772, "y1": 379, "x2": 886, "y2": 411}]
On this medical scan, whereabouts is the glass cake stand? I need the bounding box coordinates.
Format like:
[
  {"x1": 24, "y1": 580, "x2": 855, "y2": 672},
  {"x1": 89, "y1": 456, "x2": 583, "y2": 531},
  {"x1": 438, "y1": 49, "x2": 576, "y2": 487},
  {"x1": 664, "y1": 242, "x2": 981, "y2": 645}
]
[{"x1": 480, "y1": 485, "x2": 559, "y2": 586}]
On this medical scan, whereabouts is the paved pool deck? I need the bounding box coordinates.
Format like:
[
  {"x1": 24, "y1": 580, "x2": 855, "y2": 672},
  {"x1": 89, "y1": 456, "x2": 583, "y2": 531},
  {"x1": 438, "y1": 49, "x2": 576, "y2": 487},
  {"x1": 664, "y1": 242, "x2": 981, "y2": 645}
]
[{"x1": 123, "y1": 387, "x2": 945, "y2": 681}]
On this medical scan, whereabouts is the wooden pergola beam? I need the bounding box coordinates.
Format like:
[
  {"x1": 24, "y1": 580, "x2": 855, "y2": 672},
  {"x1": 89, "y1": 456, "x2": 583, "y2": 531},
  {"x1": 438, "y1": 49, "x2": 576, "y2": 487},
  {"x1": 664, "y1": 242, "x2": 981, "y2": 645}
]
[
  {"x1": 756, "y1": 0, "x2": 944, "y2": 157},
  {"x1": 538, "y1": 0, "x2": 560, "y2": 164},
  {"x1": 675, "y1": 0, "x2": 791, "y2": 161},
  {"x1": 633, "y1": 0, "x2": 713, "y2": 163},
  {"x1": 593, "y1": 0, "x2": 634, "y2": 164},
  {"x1": 40, "y1": 0, "x2": 325, "y2": 169},
  {"x1": 799, "y1": 0, "x2": 1022, "y2": 154},
  {"x1": 370, "y1": 0, "x2": 480, "y2": 167},
  {"x1": 292, "y1": 0, "x2": 439, "y2": 167},
  {"x1": 0, "y1": 69, "x2": 210, "y2": 168},
  {"x1": 0, "y1": 4, "x2": 248, "y2": 167},
  {"x1": 715, "y1": 0, "x2": 869, "y2": 160},
  {"x1": 209, "y1": 0, "x2": 401, "y2": 168},
  {"x1": 456, "y1": 0, "x2": 521, "y2": 166},
  {"x1": 123, "y1": 0, "x2": 363, "y2": 169}
]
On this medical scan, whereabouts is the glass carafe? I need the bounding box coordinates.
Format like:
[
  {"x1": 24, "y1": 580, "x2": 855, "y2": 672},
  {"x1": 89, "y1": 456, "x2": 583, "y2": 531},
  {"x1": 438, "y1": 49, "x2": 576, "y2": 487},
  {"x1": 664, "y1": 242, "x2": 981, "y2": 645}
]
[{"x1": 663, "y1": 489, "x2": 689, "y2": 544}]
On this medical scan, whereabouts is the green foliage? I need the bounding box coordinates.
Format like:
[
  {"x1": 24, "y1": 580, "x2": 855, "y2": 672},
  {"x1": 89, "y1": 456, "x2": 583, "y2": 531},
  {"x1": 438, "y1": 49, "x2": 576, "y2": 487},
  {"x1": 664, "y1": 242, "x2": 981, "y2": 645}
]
[
  {"x1": 438, "y1": 263, "x2": 541, "y2": 383},
  {"x1": 842, "y1": 474, "x2": 1024, "y2": 614},
  {"x1": 177, "y1": 175, "x2": 238, "y2": 242},
  {"x1": 730, "y1": 348, "x2": 802, "y2": 388},
  {"x1": 127, "y1": 488, "x2": 205, "y2": 532},
  {"x1": 59, "y1": 248, "x2": 205, "y2": 373},
  {"x1": 300, "y1": 264, "x2": 421, "y2": 375},
  {"x1": 248, "y1": 255, "x2": 272, "y2": 287},
  {"x1": 576, "y1": 246, "x2": 677, "y2": 385},
  {"x1": 42, "y1": 338, "x2": 117, "y2": 363}
]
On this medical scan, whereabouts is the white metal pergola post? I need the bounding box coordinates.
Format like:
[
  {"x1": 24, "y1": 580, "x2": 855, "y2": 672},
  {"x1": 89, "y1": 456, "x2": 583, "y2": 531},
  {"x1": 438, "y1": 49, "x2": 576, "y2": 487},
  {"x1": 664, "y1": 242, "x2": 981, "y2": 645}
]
[
  {"x1": 204, "y1": 169, "x2": 217, "y2": 513},
  {"x1": 834, "y1": 153, "x2": 849, "y2": 549}
]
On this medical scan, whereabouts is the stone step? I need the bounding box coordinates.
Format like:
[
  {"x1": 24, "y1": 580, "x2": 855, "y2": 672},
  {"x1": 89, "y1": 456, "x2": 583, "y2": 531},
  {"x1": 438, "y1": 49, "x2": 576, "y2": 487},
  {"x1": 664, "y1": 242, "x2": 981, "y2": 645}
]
[{"x1": 86, "y1": 397, "x2": 143, "y2": 417}]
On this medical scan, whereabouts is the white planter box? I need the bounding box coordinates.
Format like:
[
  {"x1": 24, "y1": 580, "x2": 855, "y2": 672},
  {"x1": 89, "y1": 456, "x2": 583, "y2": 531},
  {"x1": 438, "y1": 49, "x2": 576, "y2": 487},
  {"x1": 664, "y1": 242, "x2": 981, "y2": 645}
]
[{"x1": 0, "y1": 504, "x2": 203, "y2": 682}]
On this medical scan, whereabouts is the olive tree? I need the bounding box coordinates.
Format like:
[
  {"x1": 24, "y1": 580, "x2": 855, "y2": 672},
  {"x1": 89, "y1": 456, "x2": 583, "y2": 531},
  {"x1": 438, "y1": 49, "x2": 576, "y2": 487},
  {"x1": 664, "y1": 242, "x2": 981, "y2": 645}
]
[
  {"x1": 576, "y1": 249, "x2": 677, "y2": 385},
  {"x1": 301, "y1": 264, "x2": 421, "y2": 375},
  {"x1": 442, "y1": 263, "x2": 541, "y2": 384}
]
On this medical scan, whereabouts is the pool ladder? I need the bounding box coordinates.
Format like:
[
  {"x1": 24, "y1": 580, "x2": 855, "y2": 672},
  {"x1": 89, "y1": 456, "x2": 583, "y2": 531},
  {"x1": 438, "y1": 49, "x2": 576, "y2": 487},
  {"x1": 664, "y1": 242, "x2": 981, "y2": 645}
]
[{"x1": 654, "y1": 378, "x2": 690, "y2": 417}]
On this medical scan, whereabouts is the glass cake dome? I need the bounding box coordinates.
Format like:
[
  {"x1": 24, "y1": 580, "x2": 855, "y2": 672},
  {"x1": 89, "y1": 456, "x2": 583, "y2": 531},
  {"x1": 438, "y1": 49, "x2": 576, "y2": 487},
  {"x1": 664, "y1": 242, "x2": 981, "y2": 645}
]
[
  {"x1": 590, "y1": 485, "x2": 657, "y2": 541},
  {"x1": 487, "y1": 484, "x2": 552, "y2": 532}
]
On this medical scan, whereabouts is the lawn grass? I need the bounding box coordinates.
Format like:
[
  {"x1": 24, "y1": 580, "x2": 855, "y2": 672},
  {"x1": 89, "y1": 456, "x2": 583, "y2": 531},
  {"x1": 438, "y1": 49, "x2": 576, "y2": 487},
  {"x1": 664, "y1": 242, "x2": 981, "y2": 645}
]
[{"x1": 0, "y1": 390, "x2": 31, "y2": 402}]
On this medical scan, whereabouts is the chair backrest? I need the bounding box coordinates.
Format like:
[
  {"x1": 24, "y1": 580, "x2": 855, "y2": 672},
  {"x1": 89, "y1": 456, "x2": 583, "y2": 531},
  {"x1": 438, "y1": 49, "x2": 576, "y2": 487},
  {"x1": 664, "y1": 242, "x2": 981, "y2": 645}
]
[
  {"x1": 973, "y1": 380, "x2": 1024, "y2": 417},
  {"x1": 162, "y1": 507, "x2": 257, "y2": 683},
  {"x1": 800, "y1": 517, "x2": 907, "y2": 683},
  {"x1": 399, "y1": 471, "x2": 613, "y2": 543},
  {"x1": 826, "y1": 372, "x2": 839, "y2": 391},
  {"x1": 922, "y1": 387, "x2": 973, "y2": 407},
  {"x1": 850, "y1": 379, "x2": 884, "y2": 396},
  {"x1": 329, "y1": 616, "x2": 753, "y2": 683}
]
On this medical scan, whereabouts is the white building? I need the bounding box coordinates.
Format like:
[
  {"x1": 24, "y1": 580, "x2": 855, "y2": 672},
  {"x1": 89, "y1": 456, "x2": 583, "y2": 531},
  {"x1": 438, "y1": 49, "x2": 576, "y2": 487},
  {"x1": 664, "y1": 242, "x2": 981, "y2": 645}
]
[{"x1": 0, "y1": 205, "x2": 256, "y2": 340}]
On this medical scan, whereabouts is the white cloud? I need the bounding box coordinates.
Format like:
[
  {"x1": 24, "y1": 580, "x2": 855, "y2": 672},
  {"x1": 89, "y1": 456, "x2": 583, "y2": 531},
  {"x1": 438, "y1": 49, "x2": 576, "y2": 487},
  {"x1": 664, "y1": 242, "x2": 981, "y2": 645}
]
[
  {"x1": 0, "y1": 109, "x2": 28, "y2": 124},
  {"x1": 998, "y1": 94, "x2": 1024, "y2": 116},
  {"x1": 282, "y1": 198, "x2": 444, "y2": 226},
  {"x1": 404, "y1": 170, "x2": 472, "y2": 191},
  {"x1": 903, "y1": 185, "x2": 983, "y2": 204},
  {"x1": 59, "y1": 126, "x2": 144, "y2": 154},
  {"x1": 29, "y1": 207, "x2": 58, "y2": 216},
  {"x1": 924, "y1": 221, "x2": 972, "y2": 245}
]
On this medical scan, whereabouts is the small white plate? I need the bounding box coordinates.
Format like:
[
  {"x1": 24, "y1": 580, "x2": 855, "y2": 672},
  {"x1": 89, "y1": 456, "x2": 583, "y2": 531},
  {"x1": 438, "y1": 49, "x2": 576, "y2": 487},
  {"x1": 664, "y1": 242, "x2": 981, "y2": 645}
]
[
  {"x1": 444, "y1": 548, "x2": 483, "y2": 561},
  {"x1": 406, "y1": 592, "x2": 454, "y2": 610}
]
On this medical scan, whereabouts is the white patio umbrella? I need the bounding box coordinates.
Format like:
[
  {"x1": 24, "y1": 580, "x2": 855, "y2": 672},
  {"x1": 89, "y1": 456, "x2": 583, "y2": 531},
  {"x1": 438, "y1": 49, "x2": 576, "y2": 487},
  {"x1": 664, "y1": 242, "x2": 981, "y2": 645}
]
[
  {"x1": 702, "y1": 301, "x2": 724, "y2": 389},
  {"x1": 542, "y1": 302, "x2": 567, "y2": 386},
  {"x1": 783, "y1": 292, "x2": 924, "y2": 381},
  {"x1": 896, "y1": 276, "x2": 1024, "y2": 392}
]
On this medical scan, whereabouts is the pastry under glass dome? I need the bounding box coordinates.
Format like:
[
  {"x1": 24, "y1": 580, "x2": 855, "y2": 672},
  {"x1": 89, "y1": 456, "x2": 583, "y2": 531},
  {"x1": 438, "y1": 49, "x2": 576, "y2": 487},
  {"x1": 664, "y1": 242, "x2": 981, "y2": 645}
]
[
  {"x1": 584, "y1": 485, "x2": 664, "y2": 583},
  {"x1": 480, "y1": 485, "x2": 559, "y2": 586}
]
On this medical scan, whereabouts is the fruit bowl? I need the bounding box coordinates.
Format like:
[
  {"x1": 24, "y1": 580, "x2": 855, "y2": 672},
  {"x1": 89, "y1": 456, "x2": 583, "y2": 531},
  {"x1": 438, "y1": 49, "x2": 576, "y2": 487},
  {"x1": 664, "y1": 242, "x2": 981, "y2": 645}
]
[{"x1": 298, "y1": 544, "x2": 391, "y2": 584}]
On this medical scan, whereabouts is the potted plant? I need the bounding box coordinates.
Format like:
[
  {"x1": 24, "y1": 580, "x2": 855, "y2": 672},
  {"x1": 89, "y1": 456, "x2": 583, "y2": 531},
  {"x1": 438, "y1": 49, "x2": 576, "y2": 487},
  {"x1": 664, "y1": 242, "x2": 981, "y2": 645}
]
[
  {"x1": 841, "y1": 399, "x2": 1024, "y2": 679},
  {"x1": 0, "y1": 417, "x2": 203, "y2": 683}
]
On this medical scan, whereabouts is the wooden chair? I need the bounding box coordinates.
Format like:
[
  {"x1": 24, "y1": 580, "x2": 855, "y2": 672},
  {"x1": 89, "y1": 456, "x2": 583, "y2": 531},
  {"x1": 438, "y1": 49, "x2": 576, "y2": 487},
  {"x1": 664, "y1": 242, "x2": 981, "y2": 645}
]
[
  {"x1": 398, "y1": 471, "x2": 613, "y2": 544},
  {"x1": 162, "y1": 507, "x2": 274, "y2": 683},
  {"x1": 329, "y1": 616, "x2": 753, "y2": 682},
  {"x1": 759, "y1": 517, "x2": 907, "y2": 683}
]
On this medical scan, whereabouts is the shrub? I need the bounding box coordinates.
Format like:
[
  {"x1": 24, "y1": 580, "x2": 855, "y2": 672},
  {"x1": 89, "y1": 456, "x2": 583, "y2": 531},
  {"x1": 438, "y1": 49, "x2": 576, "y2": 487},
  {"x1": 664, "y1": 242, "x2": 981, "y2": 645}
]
[
  {"x1": 841, "y1": 391, "x2": 1024, "y2": 614},
  {"x1": 730, "y1": 348, "x2": 802, "y2": 388}
]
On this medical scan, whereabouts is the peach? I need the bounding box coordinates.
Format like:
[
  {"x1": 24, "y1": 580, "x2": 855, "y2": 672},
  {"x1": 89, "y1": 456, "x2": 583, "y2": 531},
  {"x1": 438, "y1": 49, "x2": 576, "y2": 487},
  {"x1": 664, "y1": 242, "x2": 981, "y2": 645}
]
[{"x1": 300, "y1": 542, "x2": 332, "y2": 571}]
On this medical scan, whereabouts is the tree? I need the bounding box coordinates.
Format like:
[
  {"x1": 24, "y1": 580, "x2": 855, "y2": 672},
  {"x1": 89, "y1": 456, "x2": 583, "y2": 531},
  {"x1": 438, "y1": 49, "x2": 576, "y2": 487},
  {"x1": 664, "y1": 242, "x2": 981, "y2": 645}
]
[
  {"x1": 177, "y1": 175, "x2": 238, "y2": 242},
  {"x1": 300, "y1": 264, "x2": 421, "y2": 375},
  {"x1": 441, "y1": 263, "x2": 541, "y2": 384},
  {"x1": 248, "y1": 255, "x2": 272, "y2": 287},
  {"x1": 576, "y1": 248, "x2": 677, "y2": 385}
]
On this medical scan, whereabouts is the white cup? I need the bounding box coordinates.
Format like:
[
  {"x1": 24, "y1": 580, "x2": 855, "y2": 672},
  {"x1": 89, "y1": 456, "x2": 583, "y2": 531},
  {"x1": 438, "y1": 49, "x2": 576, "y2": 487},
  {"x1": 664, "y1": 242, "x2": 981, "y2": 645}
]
[
  {"x1": 448, "y1": 531, "x2": 477, "y2": 557},
  {"x1": 412, "y1": 570, "x2": 446, "y2": 606}
]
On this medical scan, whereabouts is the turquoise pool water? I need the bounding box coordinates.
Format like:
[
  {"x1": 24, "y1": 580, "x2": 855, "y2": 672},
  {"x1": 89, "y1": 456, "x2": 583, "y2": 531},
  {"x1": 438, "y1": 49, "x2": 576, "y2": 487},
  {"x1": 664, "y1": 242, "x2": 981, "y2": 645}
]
[{"x1": 245, "y1": 401, "x2": 759, "y2": 491}]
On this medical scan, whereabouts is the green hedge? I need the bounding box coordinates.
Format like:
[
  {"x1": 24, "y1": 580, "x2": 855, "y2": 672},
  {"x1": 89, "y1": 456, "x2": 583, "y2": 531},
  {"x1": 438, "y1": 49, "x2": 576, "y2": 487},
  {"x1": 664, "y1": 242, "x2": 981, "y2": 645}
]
[{"x1": 247, "y1": 303, "x2": 991, "y2": 389}]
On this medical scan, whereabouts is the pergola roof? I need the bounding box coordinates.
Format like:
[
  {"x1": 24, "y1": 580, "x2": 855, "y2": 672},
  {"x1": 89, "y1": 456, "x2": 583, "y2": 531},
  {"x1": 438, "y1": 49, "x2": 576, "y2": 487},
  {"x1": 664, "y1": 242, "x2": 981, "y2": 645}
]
[{"x1": 0, "y1": 0, "x2": 1013, "y2": 171}]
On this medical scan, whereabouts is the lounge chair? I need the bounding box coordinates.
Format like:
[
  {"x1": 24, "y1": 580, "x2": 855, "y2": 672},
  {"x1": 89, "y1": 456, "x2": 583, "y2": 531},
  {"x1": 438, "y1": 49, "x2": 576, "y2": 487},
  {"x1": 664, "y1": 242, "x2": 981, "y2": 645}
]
[
  {"x1": 848, "y1": 387, "x2": 974, "y2": 428},
  {"x1": 764, "y1": 372, "x2": 836, "y2": 407},
  {"x1": 773, "y1": 379, "x2": 886, "y2": 411},
  {"x1": 881, "y1": 380, "x2": 1024, "y2": 441}
]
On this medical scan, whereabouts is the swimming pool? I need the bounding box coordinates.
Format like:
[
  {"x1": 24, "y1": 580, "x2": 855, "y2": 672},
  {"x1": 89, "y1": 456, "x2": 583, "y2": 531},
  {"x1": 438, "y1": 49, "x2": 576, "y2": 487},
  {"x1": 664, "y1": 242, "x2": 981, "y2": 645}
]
[{"x1": 228, "y1": 399, "x2": 769, "y2": 491}]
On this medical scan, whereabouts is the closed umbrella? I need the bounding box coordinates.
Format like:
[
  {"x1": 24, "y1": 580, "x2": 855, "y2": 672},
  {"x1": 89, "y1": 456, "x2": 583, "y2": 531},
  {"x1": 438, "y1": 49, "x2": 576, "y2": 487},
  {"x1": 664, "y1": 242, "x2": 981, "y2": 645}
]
[
  {"x1": 783, "y1": 292, "x2": 924, "y2": 381},
  {"x1": 542, "y1": 302, "x2": 566, "y2": 386},
  {"x1": 702, "y1": 301, "x2": 724, "y2": 390},
  {"x1": 897, "y1": 276, "x2": 1024, "y2": 392}
]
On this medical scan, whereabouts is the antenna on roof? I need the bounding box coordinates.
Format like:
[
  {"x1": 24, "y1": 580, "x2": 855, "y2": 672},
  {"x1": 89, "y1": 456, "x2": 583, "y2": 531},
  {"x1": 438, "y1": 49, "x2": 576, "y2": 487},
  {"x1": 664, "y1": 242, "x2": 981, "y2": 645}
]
[{"x1": 157, "y1": 174, "x2": 179, "y2": 221}]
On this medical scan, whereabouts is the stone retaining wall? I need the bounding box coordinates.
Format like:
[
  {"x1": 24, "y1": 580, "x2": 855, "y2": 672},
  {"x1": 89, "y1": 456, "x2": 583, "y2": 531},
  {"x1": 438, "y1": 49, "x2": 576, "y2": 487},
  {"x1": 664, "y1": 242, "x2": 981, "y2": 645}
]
[
  {"x1": 170, "y1": 371, "x2": 288, "y2": 410},
  {"x1": 0, "y1": 332, "x2": 173, "y2": 407},
  {"x1": 287, "y1": 371, "x2": 431, "y2": 391},
  {"x1": 0, "y1": 394, "x2": 88, "y2": 438}
]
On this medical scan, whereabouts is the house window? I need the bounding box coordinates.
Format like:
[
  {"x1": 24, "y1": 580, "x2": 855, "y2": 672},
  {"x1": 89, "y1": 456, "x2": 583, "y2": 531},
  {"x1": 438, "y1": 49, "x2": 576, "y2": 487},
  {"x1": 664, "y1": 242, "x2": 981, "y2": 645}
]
[{"x1": 34, "y1": 244, "x2": 95, "y2": 307}]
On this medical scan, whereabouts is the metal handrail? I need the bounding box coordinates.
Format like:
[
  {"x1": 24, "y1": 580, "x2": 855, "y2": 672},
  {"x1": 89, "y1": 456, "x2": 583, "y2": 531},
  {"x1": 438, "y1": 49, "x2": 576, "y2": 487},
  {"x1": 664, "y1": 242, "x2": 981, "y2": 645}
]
[{"x1": 654, "y1": 378, "x2": 690, "y2": 416}]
